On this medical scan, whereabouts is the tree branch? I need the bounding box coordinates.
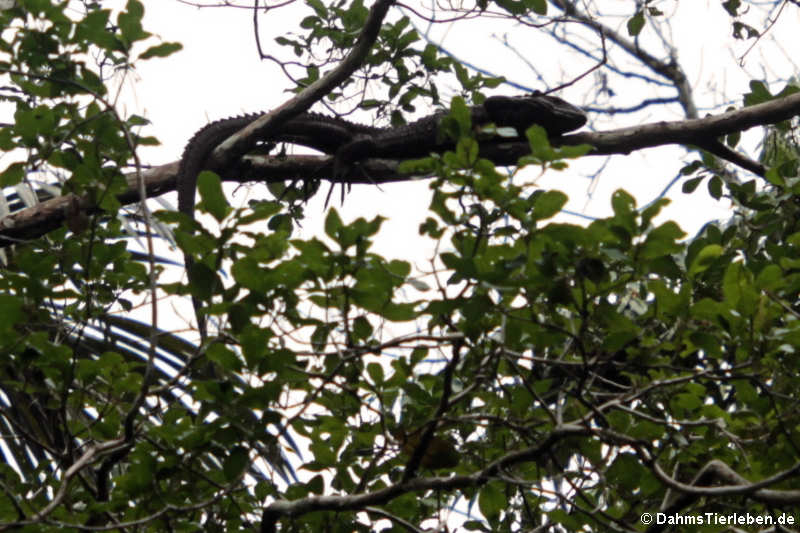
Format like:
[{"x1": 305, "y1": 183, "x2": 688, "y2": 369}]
[
  {"x1": 400, "y1": 338, "x2": 462, "y2": 482},
  {"x1": 549, "y1": 0, "x2": 698, "y2": 118},
  {"x1": 2, "y1": 92, "x2": 797, "y2": 247},
  {"x1": 647, "y1": 459, "x2": 800, "y2": 533},
  {"x1": 563, "y1": 92, "x2": 800, "y2": 156},
  {"x1": 202, "y1": 0, "x2": 396, "y2": 172}
]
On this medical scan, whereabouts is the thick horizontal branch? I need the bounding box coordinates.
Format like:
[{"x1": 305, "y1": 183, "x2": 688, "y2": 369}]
[
  {"x1": 1, "y1": 92, "x2": 798, "y2": 247},
  {"x1": 259, "y1": 424, "x2": 597, "y2": 532},
  {"x1": 509, "y1": 91, "x2": 800, "y2": 173}
]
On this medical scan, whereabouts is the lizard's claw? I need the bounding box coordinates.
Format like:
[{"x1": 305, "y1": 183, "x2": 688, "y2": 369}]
[{"x1": 324, "y1": 151, "x2": 353, "y2": 208}]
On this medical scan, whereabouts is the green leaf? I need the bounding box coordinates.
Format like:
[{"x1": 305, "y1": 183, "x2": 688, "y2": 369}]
[
  {"x1": 366, "y1": 362, "x2": 384, "y2": 384},
  {"x1": 707, "y1": 175, "x2": 723, "y2": 199},
  {"x1": 640, "y1": 221, "x2": 684, "y2": 259},
  {"x1": 306, "y1": 0, "x2": 328, "y2": 17},
  {"x1": 223, "y1": 447, "x2": 249, "y2": 482},
  {"x1": 16, "y1": 105, "x2": 56, "y2": 145},
  {"x1": 627, "y1": 11, "x2": 645, "y2": 36},
  {"x1": 117, "y1": 0, "x2": 150, "y2": 47},
  {"x1": 324, "y1": 209, "x2": 343, "y2": 240},
  {"x1": 378, "y1": 302, "x2": 417, "y2": 321},
  {"x1": 610, "y1": 189, "x2": 636, "y2": 218},
  {"x1": 232, "y1": 256, "x2": 270, "y2": 293},
  {"x1": 353, "y1": 316, "x2": 373, "y2": 341},
  {"x1": 556, "y1": 143, "x2": 592, "y2": 159},
  {"x1": 455, "y1": 136, "x2": 479, "y2": 165},
  {"x1": 138, "y1": 41, "x2": 182, "y2": 59},
  {"x1": 386, "y1": 259, "x2": 411, "y2": 278},
  {"x1": 722, "y1": 0, "x2": 741, "y2": 16},
  {"x1": 197, "y1": 170, "x2": 230, "y2": 222},
  {"x1": 0, "y1": 162, "x2": 25, "y2": 186},
  {"x1": 187, "y1": 260, "x2": 219, "y2": 301},
  {"x1": 640, "y1": 198, "x2": 670, "y2": 228},
  {"x1": 73, "y1": 9, "x2": 117, "y2": 51},
  {"x1": 478, "y1": 482, "x2": 504, "y2": 522},
  {"x1": 607, "y1": 453, "x2": 642, "y2": 490},
  {"x1": 525, "y1": 125, "x2": 555, "y2": 161},
  {"x1": 764, "y1": 167, "x2": 785, "y2": 187},
  {"x1": 207, "y1": 343, "x2": 242, "y2": 372},
  {"x1": 311, "y1": 324, "x2": 333, "y2": 352},
  {"x1": 0, "y1": 294, "x2": 23, "y2": 333},
  {"x1": 682, "y1": 177, "x2": 703, "y2": 194},
  {"x1": 755, "y1": 264, "x2": 783, "y2": 291},
  {"x1": 397, "y1": 156, "x2": 437, "y2": 175},
  {"x1": 341, "y1": 0, "x2": 368, "y2": 30},
  {"x1": 526, "y1": 0, "x2": 547, "y2": 15},
  {"x1": 722, "y1": 261, "x2": 744, "y2": 307},
  {"x1": 530, "y1": 190, "x2": 567, "y2": 221},
  {"x1": 689, "y1": 244, "x2": 723, "y2": 277},
  {"x1": 449, "y1": 96, "x2": 472, "y2": 137},
  {"x1": 671, "y1": 391, "x2": 702, "y2": 412},
  {"x1": 681, "y1": 161, "x2": 702, "y2": 176},
  {"x1": 744, "y1": 80, "x2": 773, "y2": 106},
  {"x1": 494, "y1": 0, "x2": 525, "y2": 15}
]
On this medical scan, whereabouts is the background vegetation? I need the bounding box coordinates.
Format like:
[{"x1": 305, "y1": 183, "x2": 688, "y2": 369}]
[{"x1": 1, "y1": 0, "x2": 800, "y2": 531}]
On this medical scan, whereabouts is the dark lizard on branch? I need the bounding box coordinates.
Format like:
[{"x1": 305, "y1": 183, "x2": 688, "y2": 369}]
[
  {"x1": 176, "y1": 94, "x2": 587, "y2": 339},
  {"x1": 334, "y1": 94, "x2": 587, "y2": 163}
]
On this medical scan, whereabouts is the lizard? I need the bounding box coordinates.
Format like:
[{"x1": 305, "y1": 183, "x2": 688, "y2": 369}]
[{"x1": 176, "y1": 94, "x2": 587, "y2": 339}]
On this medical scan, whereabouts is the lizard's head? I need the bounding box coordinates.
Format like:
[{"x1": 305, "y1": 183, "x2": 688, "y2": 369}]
[{"x1": 484, "y1": 94, "x2": 587, "y2": 137}]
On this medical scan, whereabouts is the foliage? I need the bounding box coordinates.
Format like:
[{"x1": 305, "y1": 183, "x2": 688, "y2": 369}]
[{"x1": 1, "y1": 0, "x2": 800, "y2": 532}]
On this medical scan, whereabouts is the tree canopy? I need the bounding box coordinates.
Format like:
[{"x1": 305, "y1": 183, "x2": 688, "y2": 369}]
[{"x1": 1, "y1": 1, "x2": 800, "y2": 531}]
